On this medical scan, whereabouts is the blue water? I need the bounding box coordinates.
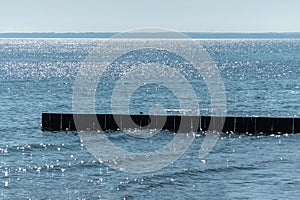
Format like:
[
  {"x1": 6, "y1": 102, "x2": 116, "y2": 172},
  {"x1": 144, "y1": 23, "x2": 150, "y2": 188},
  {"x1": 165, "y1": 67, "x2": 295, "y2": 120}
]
[{"x1": 0, "y1": 38, "x2": 300, "y2": 199}]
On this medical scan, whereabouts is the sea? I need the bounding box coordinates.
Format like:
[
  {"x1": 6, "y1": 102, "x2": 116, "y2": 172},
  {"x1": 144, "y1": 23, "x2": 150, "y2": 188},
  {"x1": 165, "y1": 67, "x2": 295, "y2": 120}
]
[{"x1": 0, "y1": 34, "x2": 300, "y2": 199}]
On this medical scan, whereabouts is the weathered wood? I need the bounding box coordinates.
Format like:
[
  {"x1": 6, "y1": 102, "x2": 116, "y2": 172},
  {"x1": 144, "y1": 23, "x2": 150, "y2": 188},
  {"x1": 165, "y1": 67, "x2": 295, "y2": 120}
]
[{"x1": 41, "y1": 113, "x2": 300, "y2": 134}]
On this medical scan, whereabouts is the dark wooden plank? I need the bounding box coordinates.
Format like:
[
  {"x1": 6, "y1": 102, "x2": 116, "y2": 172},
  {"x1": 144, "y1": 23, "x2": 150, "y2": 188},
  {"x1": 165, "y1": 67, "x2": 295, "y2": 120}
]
[
  {"x1": 42, "y1": 113, "x2": 50, "y2": 131},
  {"x1": 105, "y1": 114, "x2": 119, "y2": 131},
  {"x1": 294, "y1": 118, "x2": 300, "y2": 133},
  {"x1": 178, "y1": 116, "x2": 191, "y2": 133},
  {"x1": 256, "y1": 117, "x2": 273, "y2": 134},
  {"x1": 61, "y1": 114, "x2": 75, "y2": 131},
  {"x1": 49, "y1": 113, "x2": 61, "y2": 131},
  {"x1": 235, "y1": 117, "x2": 256, "y2": 134},
  {"x1": 73, "y1": 114, "x2": 100, "y2": 131},
  {"x1": 222, "y1": 117, "x2": 235, "y2": 133},
  {"x1": 272, "y1": 118, "x2": 293, "y2": 134},
  {"x1": 200, "y1": 116, "x2": 211, "y2": 131}
]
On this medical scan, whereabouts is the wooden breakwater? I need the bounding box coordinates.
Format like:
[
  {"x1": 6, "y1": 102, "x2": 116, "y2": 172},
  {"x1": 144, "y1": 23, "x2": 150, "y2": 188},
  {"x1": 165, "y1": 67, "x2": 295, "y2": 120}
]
[{"x1": 41, "y1": 113, "x2": 300, "y2": 135}]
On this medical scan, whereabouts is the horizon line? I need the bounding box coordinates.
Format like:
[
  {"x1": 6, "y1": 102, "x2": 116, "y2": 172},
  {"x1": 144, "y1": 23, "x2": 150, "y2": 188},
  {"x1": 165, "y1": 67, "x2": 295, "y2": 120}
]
[
  {"x1": 1, "y1": 31, "x2": 300, "y2": 34},
  {"x1": 1, "y1": 32, "x2": 300, "y2": 39}
]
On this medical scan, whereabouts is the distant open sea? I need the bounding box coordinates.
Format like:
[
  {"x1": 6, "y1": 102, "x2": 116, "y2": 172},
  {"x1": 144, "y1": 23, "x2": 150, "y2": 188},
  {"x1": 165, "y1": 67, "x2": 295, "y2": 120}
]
[{"x1": 0, "y1": 35, "x2": 299, "y2": 199}]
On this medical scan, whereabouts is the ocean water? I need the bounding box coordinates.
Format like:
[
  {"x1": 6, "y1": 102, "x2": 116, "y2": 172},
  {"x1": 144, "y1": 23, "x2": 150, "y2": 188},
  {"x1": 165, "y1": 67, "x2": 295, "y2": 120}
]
[{"x1": 0, "y1": 38, "x2": 300, "y2": 199}]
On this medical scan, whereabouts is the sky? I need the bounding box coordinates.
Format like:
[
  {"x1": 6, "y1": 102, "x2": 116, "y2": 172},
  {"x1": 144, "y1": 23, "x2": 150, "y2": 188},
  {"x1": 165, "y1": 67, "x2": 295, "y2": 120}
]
[{"x1": 0, "y1": 0, "x2": 300, "y2": 33}]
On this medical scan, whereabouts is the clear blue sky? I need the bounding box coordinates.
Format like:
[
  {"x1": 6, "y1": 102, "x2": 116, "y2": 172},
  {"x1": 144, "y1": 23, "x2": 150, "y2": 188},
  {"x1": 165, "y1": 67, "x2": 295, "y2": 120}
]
[{"x1": 0, "y1": 0, "x2": 299, "y2": 32}]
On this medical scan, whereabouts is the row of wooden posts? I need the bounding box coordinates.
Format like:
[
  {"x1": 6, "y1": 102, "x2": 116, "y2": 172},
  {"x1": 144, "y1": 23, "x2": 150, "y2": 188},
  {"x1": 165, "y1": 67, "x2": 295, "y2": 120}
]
[{"x1": 42, "y1": 113, "x2": 300, "y2": 135}]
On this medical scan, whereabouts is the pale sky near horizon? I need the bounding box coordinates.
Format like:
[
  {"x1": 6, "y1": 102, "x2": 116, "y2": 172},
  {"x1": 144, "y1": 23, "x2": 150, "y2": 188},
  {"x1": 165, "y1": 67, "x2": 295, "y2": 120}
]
[{"x1": 0, "y1": 0, "x2": 299, "y2": 32}]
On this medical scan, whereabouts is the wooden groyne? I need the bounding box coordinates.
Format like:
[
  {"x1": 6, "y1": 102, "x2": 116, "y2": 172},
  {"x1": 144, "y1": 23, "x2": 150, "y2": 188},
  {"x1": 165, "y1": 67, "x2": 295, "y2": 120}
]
[{"x1": 41, "y1": 113, "x2": 300, "y2": 134}]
